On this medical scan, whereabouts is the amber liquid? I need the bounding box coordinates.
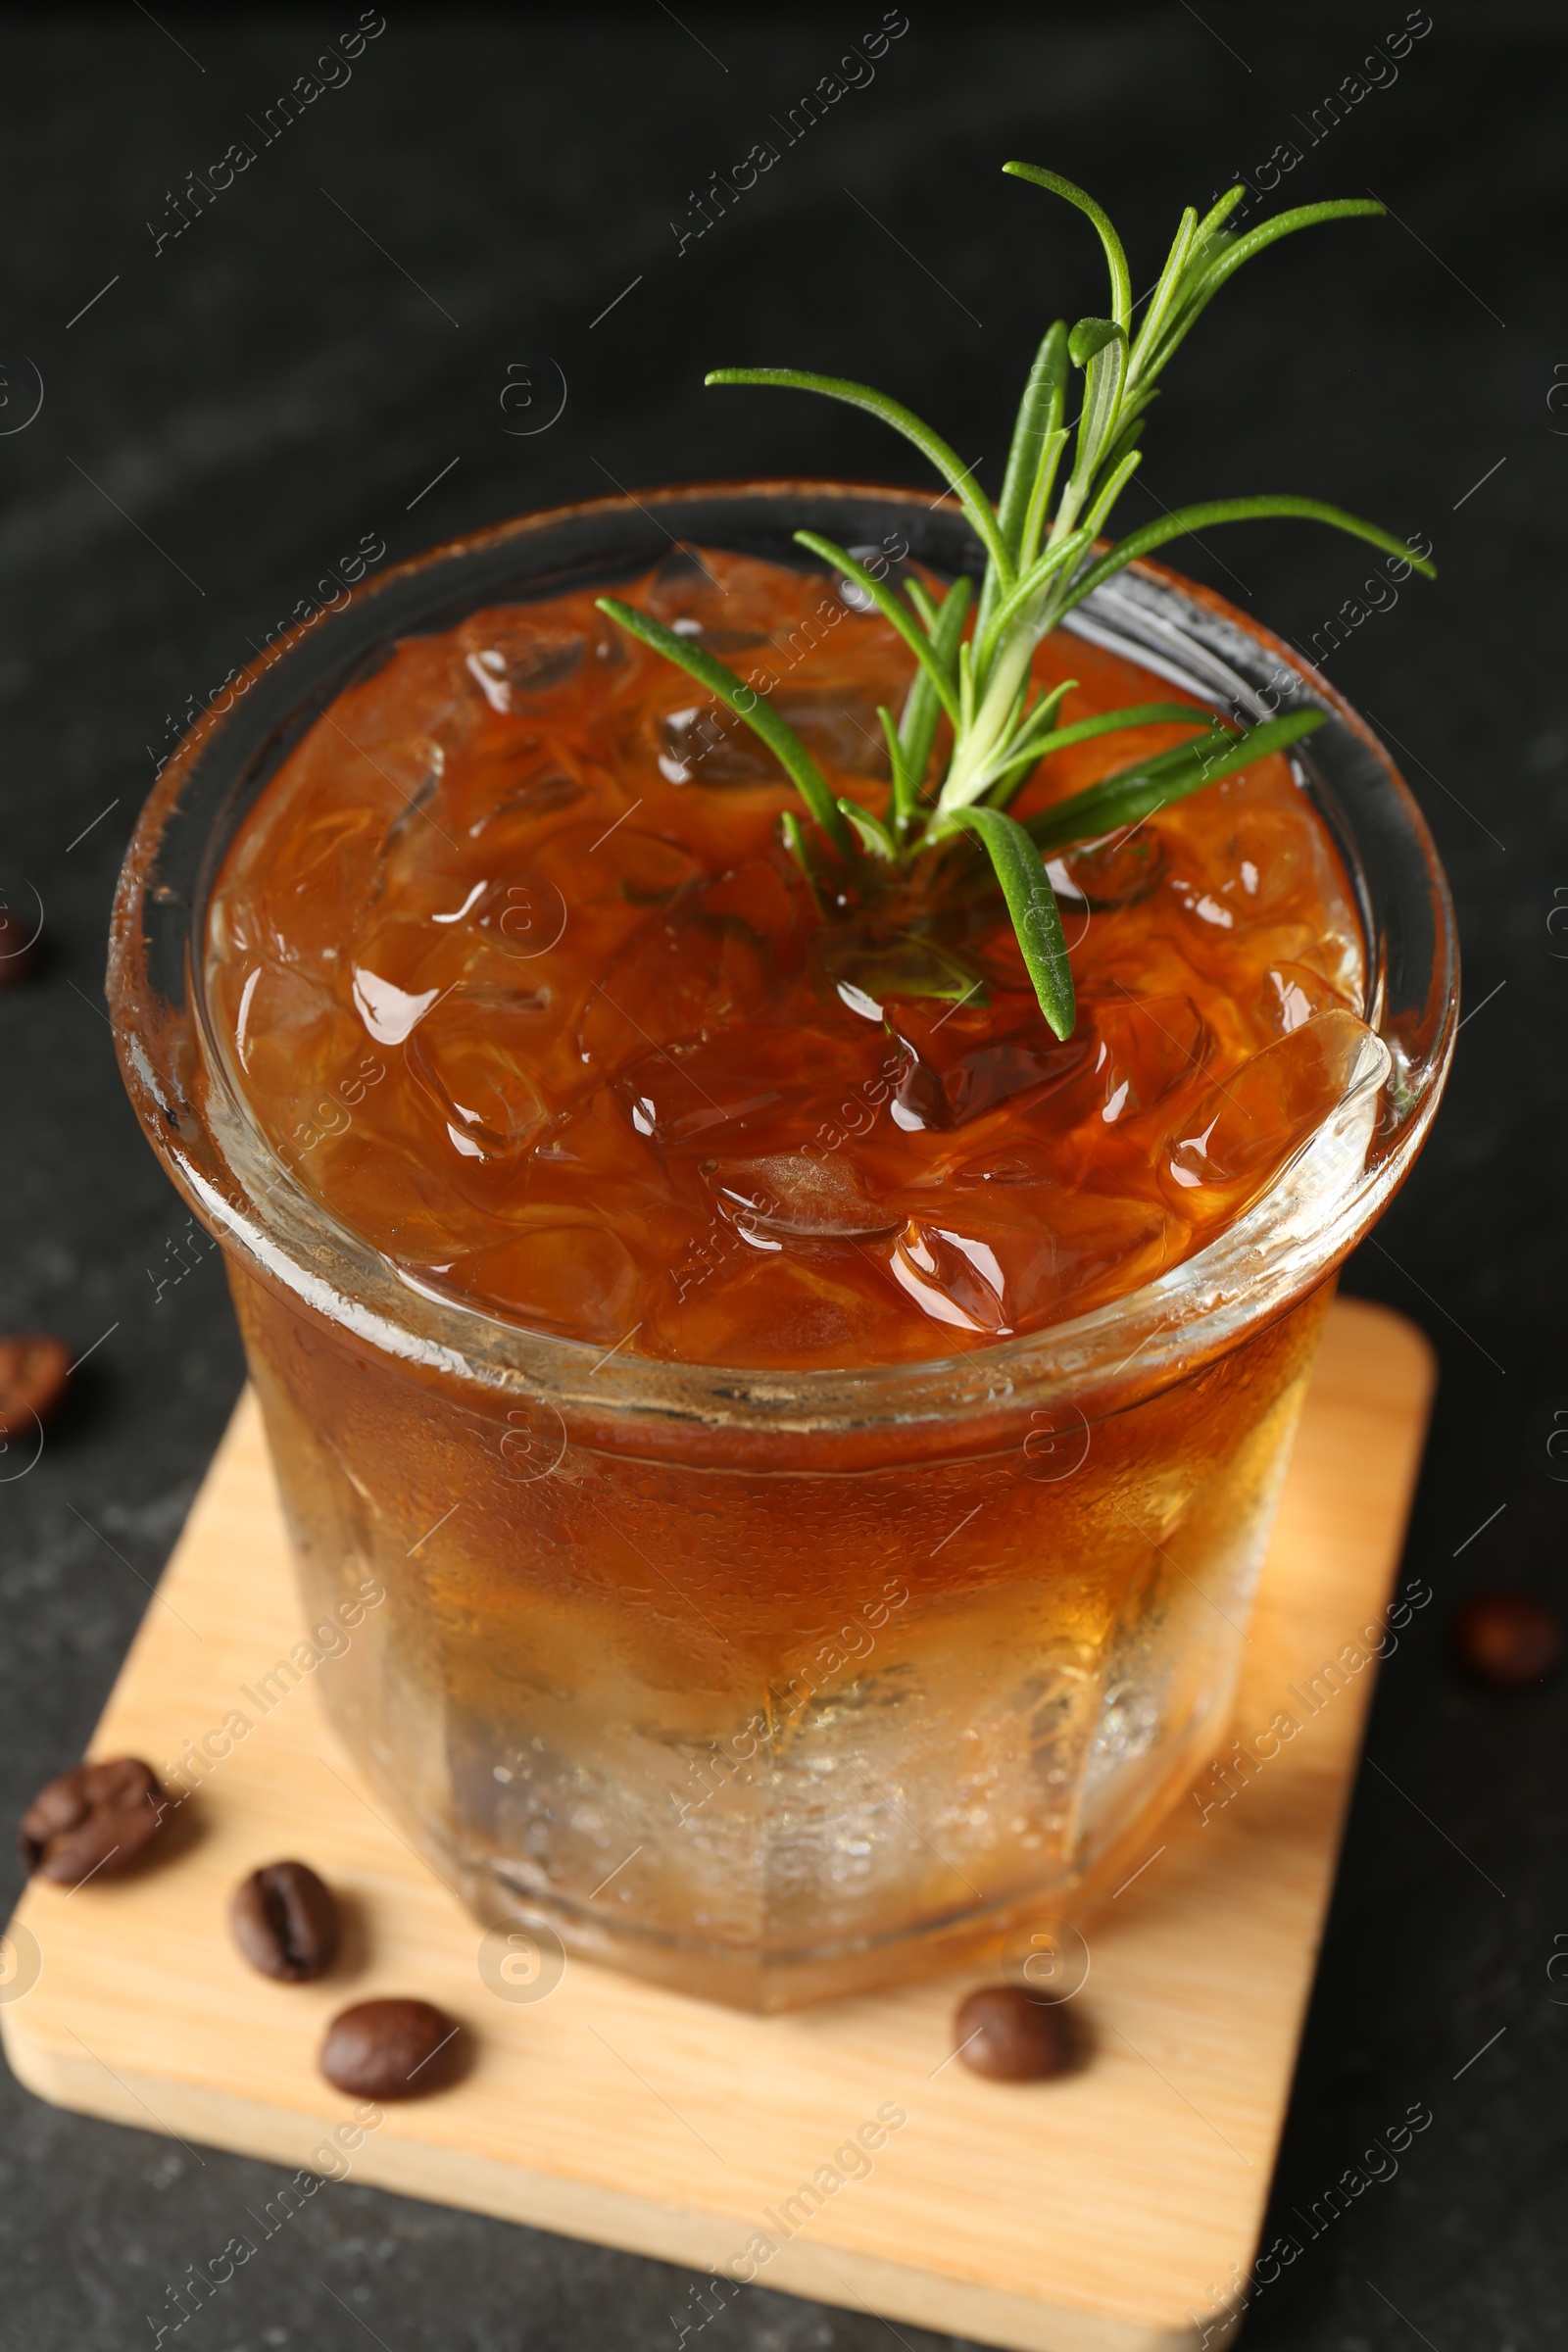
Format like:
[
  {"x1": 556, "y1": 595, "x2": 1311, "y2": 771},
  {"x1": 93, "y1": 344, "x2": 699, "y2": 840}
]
[
  {"x1": 207, "y1": 546, "x2": 1366, "y2": 1367},
  {"x1": 206, "y1": 547, "x2": 1365, "y2": 2005}
]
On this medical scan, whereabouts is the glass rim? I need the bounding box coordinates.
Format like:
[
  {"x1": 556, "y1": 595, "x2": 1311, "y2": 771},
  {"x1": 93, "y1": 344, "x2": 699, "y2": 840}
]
[{"x1": 107, "y1": 480, "x2": 1458, "y2": 1447}]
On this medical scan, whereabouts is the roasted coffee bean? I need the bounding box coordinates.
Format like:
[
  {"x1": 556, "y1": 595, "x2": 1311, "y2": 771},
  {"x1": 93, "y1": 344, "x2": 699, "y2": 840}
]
[
  {"x1": 954, "y1": 1984, "x2": 1074, "y2": 2082},
  {"x1": 1453, "y1": 1589, "x2": 1562, "y2": 1687},
  {"x1": 319, "y1": 1998, "x2": 458, "y2": 2099},
  {"x1": 0, "y1": 1334, "x2": 71, "y2": 1434},
  {"x1": 231, "y1": 1861, "x2": 339, "y2": 1983},
  {"x1": 19, "y1": 1756, "x2": 166, "y2": 1886}
]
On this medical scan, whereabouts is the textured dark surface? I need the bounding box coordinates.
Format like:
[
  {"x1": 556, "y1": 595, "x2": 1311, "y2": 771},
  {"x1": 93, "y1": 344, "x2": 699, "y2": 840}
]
[{"x1": 0, "y1": 9, "x2": 1560, "y2": 2348}]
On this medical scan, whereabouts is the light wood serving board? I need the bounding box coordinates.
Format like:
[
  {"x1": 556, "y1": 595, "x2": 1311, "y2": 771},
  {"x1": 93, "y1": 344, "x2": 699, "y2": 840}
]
[{"x1": 2, "y1": 1298, "x2": 1434, "y2": 2352}]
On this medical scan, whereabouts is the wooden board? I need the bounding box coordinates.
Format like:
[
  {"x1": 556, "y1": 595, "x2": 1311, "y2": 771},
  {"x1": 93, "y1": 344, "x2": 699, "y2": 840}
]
[{"x1": 2, "y1": 1298, "x2": 1434, "y2": 2352}]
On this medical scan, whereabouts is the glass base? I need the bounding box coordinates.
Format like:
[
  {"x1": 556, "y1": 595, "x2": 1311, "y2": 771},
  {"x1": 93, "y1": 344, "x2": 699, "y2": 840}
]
[{"x1": 240, "y1": 1267, "x2": 1329, "y2": 2010}]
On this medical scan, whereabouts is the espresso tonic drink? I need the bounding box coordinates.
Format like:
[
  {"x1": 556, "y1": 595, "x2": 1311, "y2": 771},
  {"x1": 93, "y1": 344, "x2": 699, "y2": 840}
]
[{"x1": 182, "y1": 543, "x2": 1385, "y2": 2005}]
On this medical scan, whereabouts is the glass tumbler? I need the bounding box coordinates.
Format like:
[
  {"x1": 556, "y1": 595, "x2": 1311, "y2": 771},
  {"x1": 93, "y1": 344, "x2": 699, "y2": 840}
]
[{"x1": 108, "y1": 485, "x2": 1456, "y2": 2009}]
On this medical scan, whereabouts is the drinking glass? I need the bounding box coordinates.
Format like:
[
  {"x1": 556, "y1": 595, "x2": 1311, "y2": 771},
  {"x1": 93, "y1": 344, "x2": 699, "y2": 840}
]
[{"x1": 108, "y1": 486, "x2": 1456, "y2": 2009}]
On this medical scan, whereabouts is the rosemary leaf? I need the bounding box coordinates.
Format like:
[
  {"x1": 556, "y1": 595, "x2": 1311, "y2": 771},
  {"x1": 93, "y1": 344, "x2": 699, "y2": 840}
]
[
  {"x1": 1025, "y1": 710, "x2": 1326, "y2": 851},
  {"x1": 1018, "y1": 424, "x2": 1070, "y2": 574},
  {"x1": 877, "y1": 704, "x2": 914, "y2": 827},
  {"x1": 898, "y1": 575, "x2": 972, "y2": 804},
  {"x1": 1138, "y1": 198, "x2": 1386, "y2": 384},
  {"x1": 980, "y1": 323, "x2": 1069, "y2": 644},
  {"x1": 1082, "y1": 446, "x2": 1143, "y2": 540},
  {"x1": 956, "y1": 699, "x2": 1217, "y2": 814},
  {"x1": 997, "y1": 327, "x2": 1068, "y2": 566},
  {"x1": 837, "y1": 798, "x2": 899, "y2": 859},
  {"x1": 1092, "y1": 398, "x2": 1154, "y2": 498},
  {"x1": 779, "y1": 808, "x2": 826, "y2": 913},
  {"x1": 595, "y1": 596, "x2": 853, "y2": 853},
  {"x1": 706, "y1": 368, "x2": 1011, "y2": 580},
  {"x1": 1057, "y1": 495, "x2": 1437, "y2": 618},
  {"x1": 904, "y1": 576, "x2": 941, "y2": 633},
  {"x1": 1131, "y1": 206, "x2": 1199, "y2": 371},
  {"x1": 1008, "y1": 677, "x2": 1076, "y2": 753},
  {"x1": 1066, "y1": 321, "x2": 1128, "y2": 499},
  {"x1": 1188, "y1": 183, "x2": 1250, "y2": 249},
  {"x1": 1068, "y1": 316, "x2": 1122, "y2": 368},
  {"x1": 792, "y1": 531, "x2": 961, "y2": 725},
  {"x1": 1020, "y1": 701, "x2": 1228, "y2": 762},
  {"x1": 1003, "y1": 165, "x2": 1132, "y2": 333},
  {"x1": 985, "y1": 701, "x2": 1226, "y2": 808},
  {"x1": 950, "y1": 805, "x2": 1075, "y2": 1038},
  {"x1": 1160, "y1": 189, "x2": 1248, "y2": 318},
  {"x1": 958, "y1": 637, "x2": 975, "y2": 733}
]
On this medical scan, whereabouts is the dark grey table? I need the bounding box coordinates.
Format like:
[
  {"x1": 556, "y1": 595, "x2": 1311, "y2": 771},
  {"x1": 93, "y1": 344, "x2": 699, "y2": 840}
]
[{"x1": 0, "y1": 10, "x2": 1560, "y2": 2347}]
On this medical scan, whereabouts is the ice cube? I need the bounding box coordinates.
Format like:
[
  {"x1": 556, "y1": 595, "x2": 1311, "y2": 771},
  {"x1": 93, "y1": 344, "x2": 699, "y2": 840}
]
[
  {"x1": 652, "y1": 1246, "x2": 901, "y2": 1369},
  {"x1": 1165, "y1": 872, "x2": 1235, "y2": 932},
  {"x1": 1175, "y1": 804, "x2": 1311, "y2": 918},
  {"x1": 696, "y1": 860, "x2": 806, "y2": 956},
  {"x1": 579, "y1": 906, "x2": 770, "y2": 1072},
  {"x1": 643, "y1": 544, "x2": 773, "y2": 648},
  {"x1": 812, "y1": 928, "x2": 991, "y2": 1027},
  {"x1": 892, "y1": 1185, "x2": 1177, "y2": 1335},
  {"x1": 886, "y1": 998, "x2": 1092, "y2": 1130},
  {"x1": 1074, "y1": 994, "x2": 1212, "y2": 1129},
  {"x1": 284, "y1": 804, "x2": 383, "y2": 896},
  {"x1": 654, "y1": 689, "x2": 890, "y2": 788},
  {"x1": 524, "y1": 821, "x2": 703, "y2": 923},
  {"x1": 212, "y1": 809, "x2": 379, "y2": 972},
  {"x1": 297, "y1": 1127, "x2": 505, "y2": 1264},
  {"x1": 890, "y1": 1221, "x2": 1014, "y2": 1333},
  {"x1": 375, "y1": 822, "x2": 699, "y2": 1012},
  {"x1": 456, "y1": 611, "x2": 587, "y2": 704},
  {"x1": 530, "y1": 1088, "x2": 658, "y2": 1187},
  {"x1": 829, "y1": 542, "x2": 917, "y2": 613},
  {"x1": 658, "y1": 703, "x2": 776, "y2": 787},
  {"x1": 1053, "y1": 830, "x2": 1167, "y2": 911},
  {"x1": 1159, "y1": 1007, "x2": 1376, "y2": 1218},
  {"x1": 229, "y1": 959, "x2": 362, "y2": 1096},
  {"x1": 444, "y1": 1220, "x2": 640, "y2": 1342},
  {"x1": 772, "y1": 692, "x2": 891, "y2": 779},
  {"x1": 405, "y1": 993, "x2": 550, "y2": 1164},
  {"x1": 947, "y1": 1139, "x2": 1061, "y2": 1189},
  {"x1": 707, "y1": 1152, "x2": 901, "y2": 1241},
  {"x1": 465, "y1": 771, "x2": 583, "y2": 840},
  {"x1": 1260, "y1": 961, "x2": 1340, "y2": 1036},
  {"x1": 618, "y1": 1054, "x2": 785, "y2": 1148},
  {"x1": 351, "y1": 964, "x2": 441, "y2": 1046},
  {"x1": 610, "y1": 1022, "x2": 869, "y2": 1153},
  {"x1": 364, "y1": 736, "x2": 446, "y2": 862}
]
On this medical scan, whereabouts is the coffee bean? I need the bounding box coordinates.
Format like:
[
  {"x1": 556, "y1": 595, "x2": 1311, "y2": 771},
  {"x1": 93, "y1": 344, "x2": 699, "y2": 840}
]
[
  {"x1": 319, "y1": 1998, "x2": 458, "y2": 2100},
  {"x1": 231, "y1": 1861, "x2": 339, "y2": 1983},
  {"x1": 19, "y1": 1756, "x2": 166, "y2": 1886},
  {"x1": 0, "y1": 1334, "x2": 71, "y2": 1434},
  {"x1": 1453, "y1": 1589, "x2": 1562, "y2": 1687},
  {"x1": 954, "y1": 1984, "x2": 1074, "y2": 2082}
]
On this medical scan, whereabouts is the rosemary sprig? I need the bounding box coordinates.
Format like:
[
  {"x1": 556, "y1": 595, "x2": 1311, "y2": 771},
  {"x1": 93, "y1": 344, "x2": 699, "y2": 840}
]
[{"x1": 597, "y1": 165, "x2": 1436, "y2": 1040}]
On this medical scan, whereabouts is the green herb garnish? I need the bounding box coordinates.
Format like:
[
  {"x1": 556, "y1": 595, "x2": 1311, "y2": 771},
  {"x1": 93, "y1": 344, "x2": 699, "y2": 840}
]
[{"x1": 599, "y1": 166, "x2": 1436, "y2": 1039}]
